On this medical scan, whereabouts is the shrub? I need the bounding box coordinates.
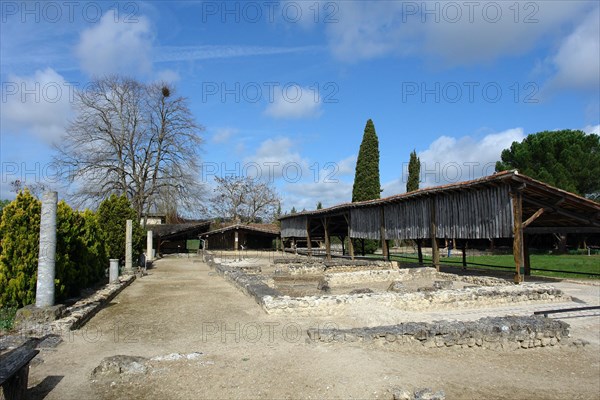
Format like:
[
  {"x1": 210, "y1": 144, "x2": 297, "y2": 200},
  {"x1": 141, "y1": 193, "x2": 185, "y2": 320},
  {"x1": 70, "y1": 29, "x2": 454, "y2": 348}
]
[
  {"x1": 0, "y1": 193, "x2": 113, "y2": 307},
  {"x1": 97, "y1": 194, "x2": 144, "y2": 261},
  {"x1": 0, "y1": 191, "x2": 41, "y2": 307}
]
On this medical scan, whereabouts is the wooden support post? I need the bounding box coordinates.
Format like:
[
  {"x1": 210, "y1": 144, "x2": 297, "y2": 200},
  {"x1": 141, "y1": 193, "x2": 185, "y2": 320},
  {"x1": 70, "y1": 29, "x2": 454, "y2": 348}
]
[
  {"x1": 380, "y1": 207, "x2": 389, "y2": 260},
  {"x1": 344, "y1": 213, "x2": 355, "y2": 260},
  {"x1": 512, "y1": 190, "x2": 525, "y2": 283},
  {"x1": 524, "y1": 234, "x2": 531, "y2": 276},
  {"x1": 322, "y1": 217, "x2": 331, "y2": 260},
  {"x1": 417, "y1": 239, "x2": 423, "y2": 265},
  {"x1": 340, "y1": 236, "x2": 345, "y2": 255},
  {"x1": 430, "y1": 198, "x2": 440, "y2": 271},
  {"x1": 461, "y1": 241, "x2": 467, "y2": 270},
  {"x1": 306, "y1": 218, "x2": 312, "y2": 257}
]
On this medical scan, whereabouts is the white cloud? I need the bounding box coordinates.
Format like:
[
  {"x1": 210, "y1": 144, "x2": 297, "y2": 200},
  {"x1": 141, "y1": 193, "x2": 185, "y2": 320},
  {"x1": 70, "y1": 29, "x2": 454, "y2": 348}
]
[
  {"x1": 212, "y1": 128, "x2": 238, "y2": 144},
  {"x1": 583, "y1": 124, "x2": 600, "y2": 135},
  {"x1": 336, "y1": 155, "x2": 357, "y2": 176},
  {"x1": 155, "y1": 69, "x2": 180, "y2": 84},
  {"x1": 264, "y1": 85, "x2": 322, "y2": 119},
  {"x1": 76, "y1": 10, "x2": 153, "y2": 76},
  {"x1": 546, "y1": 7, "x2": 600, "y2": 90},
  {"x1": 1, "y1": 68, "x2": 73, "y2": 143},
  {"x1": 413, "y1": 128, "x2": 525, "y2": 188},
  {"x1": 153, "y1": 45, "x2": 320, "y2": 63},
  {"x1": 283, "y1": 180, "x2": 352, "y2": 212},
  {"x1": 243, "y1": 137, "x2": 355, "y2": 209},
  {"x1": 244, "y1": 137, "x2": 309, "y2": 180},
  {"x1": 325, "y1": 2, "x2": 592, "y2": 65},
  {"x1": 326, "y1": 2, "x2": 411, "y2": 62}
]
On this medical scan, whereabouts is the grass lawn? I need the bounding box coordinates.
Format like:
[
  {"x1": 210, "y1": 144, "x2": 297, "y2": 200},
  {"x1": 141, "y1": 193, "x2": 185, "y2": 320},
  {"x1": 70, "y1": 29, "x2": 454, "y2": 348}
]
[{"x1": 390, "y1": 253, "x2": 600, "y2": 279}]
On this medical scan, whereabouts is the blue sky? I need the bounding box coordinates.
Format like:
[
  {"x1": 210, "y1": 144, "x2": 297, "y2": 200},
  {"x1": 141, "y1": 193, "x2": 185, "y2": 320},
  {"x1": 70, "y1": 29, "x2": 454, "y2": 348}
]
[{"x1": 1, "y1": 1, "x2": 599, "y2": 214}]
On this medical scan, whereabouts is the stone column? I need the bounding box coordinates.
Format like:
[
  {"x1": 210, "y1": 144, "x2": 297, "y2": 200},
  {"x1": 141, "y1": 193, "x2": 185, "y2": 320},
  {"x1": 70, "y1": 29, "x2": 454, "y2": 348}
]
[
  {"x1": 109, "y1": 259, "x2": 120, "y2": 283},
  {"x1": 124, "y1": 219, "x2": 133, "y2": 274},
  {"x1": 36, "y1": 191, "x2": 58, "y2": 307},
  {"x1": 147, "y1": 230, "x2": 153, "y2": 261}
]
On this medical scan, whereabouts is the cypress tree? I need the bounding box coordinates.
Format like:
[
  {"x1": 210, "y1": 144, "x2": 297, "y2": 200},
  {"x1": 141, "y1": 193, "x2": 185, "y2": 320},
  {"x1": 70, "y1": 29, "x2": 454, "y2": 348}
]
[
  {"x1": 352, "y1": 119, "x2": 381, "y2": 202},
  {"x1": 406, "y1": 150, "x2": 421, "y2": 192},
  {"x1": 351, "y1": 119, "x2": 382, "y2": 255}
]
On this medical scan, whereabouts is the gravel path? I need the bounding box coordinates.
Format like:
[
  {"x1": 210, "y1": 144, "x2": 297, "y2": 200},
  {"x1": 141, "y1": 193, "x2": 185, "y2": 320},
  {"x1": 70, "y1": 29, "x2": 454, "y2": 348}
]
[{"x1": 27, "y1": 257, "x2": 600, "y2": 399}]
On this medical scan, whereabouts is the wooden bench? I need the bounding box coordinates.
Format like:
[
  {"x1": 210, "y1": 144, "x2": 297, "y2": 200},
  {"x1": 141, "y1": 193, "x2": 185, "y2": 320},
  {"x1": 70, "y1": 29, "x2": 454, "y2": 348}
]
[{"x1": 0, "y1": 346, "x2": 39, "y2": 400}]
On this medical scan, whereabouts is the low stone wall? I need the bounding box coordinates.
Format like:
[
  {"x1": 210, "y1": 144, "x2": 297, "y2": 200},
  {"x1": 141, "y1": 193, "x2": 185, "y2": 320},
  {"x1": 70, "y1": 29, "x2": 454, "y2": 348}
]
[
  {"x1": 324, "y1": 267, "x2": 509, "y2": 287},
  {"x1": 14, "y1": 275, "x2": 136, "y2": 337},
  {"x1": 262, "y1": 285, "x2": 569, "y2": 315},
  {"x1": 325, "y1": 269, "x2": 402, "y2": 285},
  {"x1": 206, "y1": 254, "x2": 569, "y2": 317},
  {"x1": 206, "y1": 254, "x2": 281, "y2": 306},
  {"x1": 284, "y1": 260, "x2": 396, "y2": 275},
  {"x1": 307, "y1": 316, "x2": 570, "y2": 350}
]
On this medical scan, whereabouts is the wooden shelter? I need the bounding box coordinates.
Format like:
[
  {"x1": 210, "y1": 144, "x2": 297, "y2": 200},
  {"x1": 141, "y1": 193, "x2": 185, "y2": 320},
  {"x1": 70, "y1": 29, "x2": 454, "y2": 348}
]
[
  {"x1": 200, "y1": 224, "x2": 280, "y2": 250},
  {"x1": 149, "y1": 222, "x2": 211, "y2": 254},
  {"x1": 279, "y1": 171, "x2": 600, "y2": 282}
]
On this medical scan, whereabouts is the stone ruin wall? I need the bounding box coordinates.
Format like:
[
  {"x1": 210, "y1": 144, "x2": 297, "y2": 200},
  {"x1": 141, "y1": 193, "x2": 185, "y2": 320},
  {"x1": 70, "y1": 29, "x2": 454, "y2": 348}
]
[
  {"x1": 262, "y1": 285, "x2": 568, "y2": 315},
  {"x1": 203, "y1": 253, "x2": 574, "y2": 350},
  {"x1": 322, "y1": 267, "x2": 510, "y2": 287},
  {"x1": 307, "y1": 316, "x2": 569, "y2": 350}
]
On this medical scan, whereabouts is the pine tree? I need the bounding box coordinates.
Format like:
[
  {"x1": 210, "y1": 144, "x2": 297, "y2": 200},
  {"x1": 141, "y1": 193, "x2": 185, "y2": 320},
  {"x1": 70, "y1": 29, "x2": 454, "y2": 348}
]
[
  {"x1": 352, "y1": 119, "x2": 381, "y2": 202},
  {"x1": 316, "y1": 201, "x2": 323, "y2": 210},
  {"x1": 290, "y1": 206, "x2": 297, "y2": 214},
  {"x1": 406, "y1": 150, "x2": 421, "y2": 192}
]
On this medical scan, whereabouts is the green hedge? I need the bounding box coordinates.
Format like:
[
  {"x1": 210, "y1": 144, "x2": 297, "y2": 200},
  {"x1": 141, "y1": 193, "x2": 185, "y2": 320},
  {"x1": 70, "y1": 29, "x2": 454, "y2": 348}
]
[{"x1": 0, "y1": 191, "x2": 141, "y2": 308}]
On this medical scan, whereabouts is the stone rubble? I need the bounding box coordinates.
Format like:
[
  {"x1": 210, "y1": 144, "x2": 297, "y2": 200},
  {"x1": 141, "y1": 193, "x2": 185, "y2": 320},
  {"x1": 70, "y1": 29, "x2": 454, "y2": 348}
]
[{"x1": 307, "y1": 315, "x2": 570, "y2": 350}]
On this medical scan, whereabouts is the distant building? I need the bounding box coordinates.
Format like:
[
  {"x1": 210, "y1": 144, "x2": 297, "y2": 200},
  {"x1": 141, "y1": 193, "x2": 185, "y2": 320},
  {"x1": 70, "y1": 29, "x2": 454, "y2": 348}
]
[
  {"x1": 200, "y1": 223, "x2": 280, "y2": 250},
  {"x1": 148, "y1": 221, "x2": 211, "y2": 254},
  {"x1": 140, "y1": 213, "x2": 167, "y2": 225}
]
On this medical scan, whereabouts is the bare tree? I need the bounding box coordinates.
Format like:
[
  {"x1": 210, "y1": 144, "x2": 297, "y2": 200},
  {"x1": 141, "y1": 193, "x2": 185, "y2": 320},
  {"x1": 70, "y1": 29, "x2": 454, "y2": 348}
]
[
  {"x1": 54, "y1": 76, "x2": 204, "y2": 218},
  {"x1": 210, "y1": 176, "x2": 279, "y2": 223},
  {"x1": 10, "y1": 180, "x2": 48, "y2": 198}
]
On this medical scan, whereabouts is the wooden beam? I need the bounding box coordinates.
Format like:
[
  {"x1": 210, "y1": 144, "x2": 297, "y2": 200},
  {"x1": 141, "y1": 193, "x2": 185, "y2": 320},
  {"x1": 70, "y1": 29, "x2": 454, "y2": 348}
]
[
  {"x1": 306, "y1": 218, "x2": 312, "y2": 257},
  {"x1": 322, "y1": 217, "x2": 331, "y2": 260},
  {"x1": 461, "y1": 241, "x2": 467, "y2": 270},
  {"x1": 523, "y1": 234, "x2": 531, "y2": 276},
  {"x1": 512, "y1": 190, "x2": 524, "y2": 283},
  {"x1": 524, "y1": 227, "x2": 600, "y2": 234},
  {"x1": 344, "y1": 213, "x2": 354, "y2": 260},
  {"x1": 525, "y1": 197, "x2": 599, "y2": 226},
  {"x1": 417, "y1": 239, "x2": 423, "y2": 265},
  {"x1": 430, "y1": 198, "x2": 439, "y2": 271},
  {"x1": 380, "y1": 207, "x2": 389, "y2": 260},
  {"x1": 522, "y1": 207, "x2": 545, "y2": 228}
]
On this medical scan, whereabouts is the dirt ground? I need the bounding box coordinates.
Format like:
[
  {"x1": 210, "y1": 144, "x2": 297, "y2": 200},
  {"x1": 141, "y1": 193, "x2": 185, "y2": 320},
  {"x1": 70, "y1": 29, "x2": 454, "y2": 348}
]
[{"x1": 26, "y1": 256, "x2": 600, "y2": 399}]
